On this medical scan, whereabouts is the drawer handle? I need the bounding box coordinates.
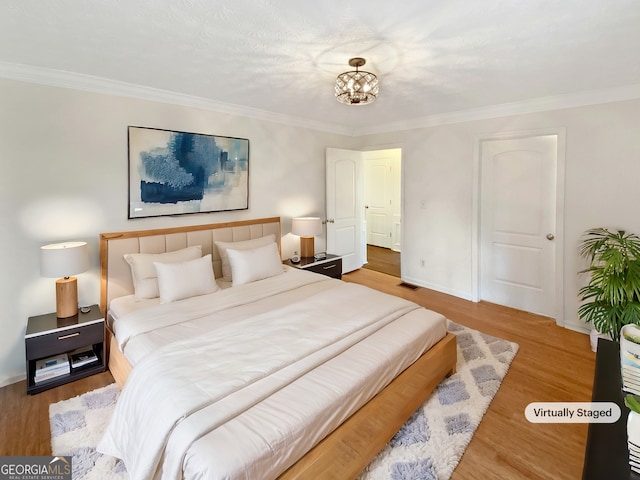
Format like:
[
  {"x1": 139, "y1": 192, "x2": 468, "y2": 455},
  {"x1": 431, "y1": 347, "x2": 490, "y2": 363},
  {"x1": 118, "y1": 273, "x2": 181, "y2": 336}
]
[
  {"x1": 58, "y1": 332, "x2": 80, "y2": 340},
  {"x1": 323, "y1": 265, "x2": 336, "y2": 270}
]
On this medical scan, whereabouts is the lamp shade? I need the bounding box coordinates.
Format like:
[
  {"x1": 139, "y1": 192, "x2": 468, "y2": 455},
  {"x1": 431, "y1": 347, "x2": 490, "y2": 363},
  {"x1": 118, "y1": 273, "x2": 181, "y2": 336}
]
[
  {"x1": 292, "y1": 217, "x2": 322, "y2": 237},
  {"x1": 40, "y1": 242, "x2": 90, "y2": 278}
]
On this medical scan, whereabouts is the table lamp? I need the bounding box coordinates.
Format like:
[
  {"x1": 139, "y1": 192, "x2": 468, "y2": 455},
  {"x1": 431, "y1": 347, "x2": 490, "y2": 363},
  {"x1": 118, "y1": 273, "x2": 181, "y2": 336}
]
[
  {"x1": 292, "y1": 217, "x2": 322, "y2": 258},
  {"x1": 40, "y1": 241, "x2": 90, "y2": 318}
]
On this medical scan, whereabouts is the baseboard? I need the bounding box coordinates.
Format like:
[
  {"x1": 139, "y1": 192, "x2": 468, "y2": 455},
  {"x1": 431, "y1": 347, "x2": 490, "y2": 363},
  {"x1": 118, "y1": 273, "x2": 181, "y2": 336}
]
[
  {"x1": 400, "y1": 276, "x2": 473, "y2": 301},
  {"x1": 0, "y1": 373, "x2": 26, "y2": 389},
  {"x1": 562, "y1": 320, "x2": 590, "y2": 335}
]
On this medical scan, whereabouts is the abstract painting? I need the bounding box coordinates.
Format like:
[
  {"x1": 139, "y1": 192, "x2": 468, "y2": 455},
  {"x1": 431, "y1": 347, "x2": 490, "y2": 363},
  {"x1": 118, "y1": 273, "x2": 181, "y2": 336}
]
[{"x1": 128, "y1": 126, "x2": 249, "y2": 218}]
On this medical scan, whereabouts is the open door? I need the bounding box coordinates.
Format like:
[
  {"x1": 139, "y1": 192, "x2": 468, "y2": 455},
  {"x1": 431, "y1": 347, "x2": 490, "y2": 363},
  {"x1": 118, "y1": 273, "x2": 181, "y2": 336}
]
[{"x1": 326, "y1": 148, "x2": 364, "y2": 273}]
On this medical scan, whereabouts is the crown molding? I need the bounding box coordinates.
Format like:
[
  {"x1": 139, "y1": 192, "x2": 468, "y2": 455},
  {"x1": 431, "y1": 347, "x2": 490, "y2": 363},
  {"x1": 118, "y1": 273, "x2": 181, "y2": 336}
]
[
  {"x1": 2, "y1": 61, "x2": 640, "y2": 138},
  {"x1": 356, "y1": 83, "x2": 640, "y2": 136},
  {"x1": 0, "y1": 61, "x2": 353, "y2": 136}
]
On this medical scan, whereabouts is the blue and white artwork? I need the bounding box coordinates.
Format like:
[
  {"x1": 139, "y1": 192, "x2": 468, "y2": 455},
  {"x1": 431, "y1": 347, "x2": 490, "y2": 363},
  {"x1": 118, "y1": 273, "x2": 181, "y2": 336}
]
[{"x1": 128, "y1": 126, "x2": 249, "y2": 218}]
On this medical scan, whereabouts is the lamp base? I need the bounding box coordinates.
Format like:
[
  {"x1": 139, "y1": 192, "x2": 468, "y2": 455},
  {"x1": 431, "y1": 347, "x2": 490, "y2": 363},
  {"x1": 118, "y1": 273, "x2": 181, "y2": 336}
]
[
  {"x1": 300, "y1": 237, "x2": 315, "y2": 258},
  {"x1": 56, "y1": 276, "x2": 78, "y2": 318}
]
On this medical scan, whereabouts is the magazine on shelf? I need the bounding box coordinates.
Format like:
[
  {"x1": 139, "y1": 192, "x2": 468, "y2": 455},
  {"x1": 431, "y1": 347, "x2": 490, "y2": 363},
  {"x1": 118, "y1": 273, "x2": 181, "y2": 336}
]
[
  {"x1": 34, "y1": 369, "x2": 69, "y2": 383},
  {"x1": 69, "y1": 346, "x2": 98, "y2": 369},
  {"x1": 34, "y1": 365, "x2": 70, "y2": 383},
  {"x1": 35, "y1": 353, "x2": 69, "y2": 376}
]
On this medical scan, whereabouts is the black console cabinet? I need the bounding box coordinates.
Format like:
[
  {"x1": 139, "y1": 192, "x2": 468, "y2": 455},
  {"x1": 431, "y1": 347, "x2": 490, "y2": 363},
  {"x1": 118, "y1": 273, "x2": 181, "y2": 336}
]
[{"x1": 583, "y1": 338, "x2": 640, "y2": 479}]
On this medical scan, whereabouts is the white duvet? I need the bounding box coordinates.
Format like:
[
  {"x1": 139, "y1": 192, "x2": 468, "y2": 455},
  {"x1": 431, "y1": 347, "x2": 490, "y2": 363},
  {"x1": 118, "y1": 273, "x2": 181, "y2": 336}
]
[{"x1": 98, "y1": 268, "x2": 447, "y2": 480}]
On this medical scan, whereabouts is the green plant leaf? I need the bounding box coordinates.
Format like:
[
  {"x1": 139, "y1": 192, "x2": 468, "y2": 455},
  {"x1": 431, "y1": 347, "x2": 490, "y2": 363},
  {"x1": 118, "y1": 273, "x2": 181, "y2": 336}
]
[
  {"x1": 578, "y1": 228, "x2": 640, "y2": 340},
  {"x1": 626, "y1": 394, "x2": 640, "y2": 414}
]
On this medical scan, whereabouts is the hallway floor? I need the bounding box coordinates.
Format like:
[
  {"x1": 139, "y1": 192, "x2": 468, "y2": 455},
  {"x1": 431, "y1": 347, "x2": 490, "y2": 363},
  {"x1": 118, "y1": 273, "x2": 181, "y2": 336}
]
[{"x1": 362, "y1": 245, "x2": 401, "y2": 277}]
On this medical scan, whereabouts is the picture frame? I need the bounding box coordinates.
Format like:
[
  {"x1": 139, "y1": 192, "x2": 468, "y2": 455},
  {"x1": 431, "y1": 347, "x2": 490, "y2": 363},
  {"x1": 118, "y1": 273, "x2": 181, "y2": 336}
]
[{"x1": 128, "y1": 126, "x2": 249, "y2": 219}]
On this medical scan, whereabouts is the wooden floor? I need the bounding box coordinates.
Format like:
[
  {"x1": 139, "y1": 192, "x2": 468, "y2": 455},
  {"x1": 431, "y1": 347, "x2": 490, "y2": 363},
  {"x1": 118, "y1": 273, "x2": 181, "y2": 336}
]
[
  {"x1": 344, "y1": 269, "x2": 596, "y2": 480},
  {"x1": 0, "y1": 268, "x2": 595, "y2": 479},
  {"x1": 363, "y1": 245, "x2": 401, "y2": 277},
  {"x1": 0, "y1": 369, "x2": 114, "y2": 456}
]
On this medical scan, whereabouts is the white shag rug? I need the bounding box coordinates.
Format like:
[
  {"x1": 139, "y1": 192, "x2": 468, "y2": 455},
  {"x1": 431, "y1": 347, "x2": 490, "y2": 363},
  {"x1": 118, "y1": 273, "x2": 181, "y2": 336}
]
[{"x1": 50, "y1": 321, "x2": 518, "y2": 480}]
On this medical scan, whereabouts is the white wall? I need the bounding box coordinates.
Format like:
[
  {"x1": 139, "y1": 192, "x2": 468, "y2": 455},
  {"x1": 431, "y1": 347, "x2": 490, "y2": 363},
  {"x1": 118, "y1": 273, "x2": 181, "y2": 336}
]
[
  {"x1": 4, "y1": 75, "x2": 639, "y2": 386},
  {"x1": 0, "y1": 78, "x2": 353, "y2": 386},
  {"x1": 356, "y1": 98, "x2": 640, "y2": 333}
]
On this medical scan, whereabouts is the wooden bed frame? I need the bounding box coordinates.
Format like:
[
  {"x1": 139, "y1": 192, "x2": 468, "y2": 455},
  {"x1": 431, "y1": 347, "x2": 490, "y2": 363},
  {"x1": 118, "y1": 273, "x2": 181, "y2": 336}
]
[{"x1": 99, "y1": 217, "x2": 457, "y2": 480}]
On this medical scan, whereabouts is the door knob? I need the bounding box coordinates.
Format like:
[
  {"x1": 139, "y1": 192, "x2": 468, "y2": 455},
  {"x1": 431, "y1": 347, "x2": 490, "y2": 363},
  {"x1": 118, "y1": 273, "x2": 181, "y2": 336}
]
[
  {"x1": 325, "y1": 218, "x2": 335, "y2": 224},
  {"x1": 546, "y1": 234, "x2": 555, "y2": 240}
]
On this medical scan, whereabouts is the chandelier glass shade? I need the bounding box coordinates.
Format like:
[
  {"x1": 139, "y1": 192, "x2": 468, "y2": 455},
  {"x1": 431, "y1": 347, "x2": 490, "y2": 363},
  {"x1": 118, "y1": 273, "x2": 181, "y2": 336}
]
[{"x1": 335, "y1": 57, "x2": 379, "y2": 105}]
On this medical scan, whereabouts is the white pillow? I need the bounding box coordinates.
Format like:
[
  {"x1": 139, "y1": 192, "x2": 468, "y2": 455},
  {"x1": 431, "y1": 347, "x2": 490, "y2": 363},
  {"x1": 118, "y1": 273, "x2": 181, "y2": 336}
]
[
  {"x1": 154, "y1": 254, "x2": 218, "y2": 303},
  {"x1": 215, "y1": 234, "x2": 276, "y2": 282},
  {"x1": 124, "y1": 245, "x2": 202, "y2": 299},
  {"x1": 226, "y1": 242, "x2": 284, "y2": 286}
]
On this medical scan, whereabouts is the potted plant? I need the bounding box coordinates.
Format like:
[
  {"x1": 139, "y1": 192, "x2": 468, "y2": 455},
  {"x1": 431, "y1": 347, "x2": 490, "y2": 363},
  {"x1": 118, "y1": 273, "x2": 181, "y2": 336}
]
[
  {"x1": 625, "y1": 395, "x2": 640, "y2": 463},
  {"x1": 578, "y1": 228, "x2": 640, "y2": 348}
]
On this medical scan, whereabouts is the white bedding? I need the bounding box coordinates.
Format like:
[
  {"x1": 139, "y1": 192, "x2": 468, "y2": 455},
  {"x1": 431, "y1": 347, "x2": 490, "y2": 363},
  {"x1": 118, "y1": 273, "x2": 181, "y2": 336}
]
[{"x1": 99, "y1": 267, "x2": 447, "y2": 480}]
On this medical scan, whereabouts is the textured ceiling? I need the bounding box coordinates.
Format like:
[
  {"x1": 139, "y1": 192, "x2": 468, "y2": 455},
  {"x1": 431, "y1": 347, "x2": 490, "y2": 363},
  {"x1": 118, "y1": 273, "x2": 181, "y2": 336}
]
[{"x1": 1, "y1": 0, "x2": 640, "y2": 134}]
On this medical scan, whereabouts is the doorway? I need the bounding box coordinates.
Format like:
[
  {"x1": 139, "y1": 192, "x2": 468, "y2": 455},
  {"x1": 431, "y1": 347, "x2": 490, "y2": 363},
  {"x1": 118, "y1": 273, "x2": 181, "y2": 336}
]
[
  {"x1": 363, "y1": 149, "x2": 402, "y2": 277},
  {"x1": 325, "y1": 147, "x2": 403, "y2": 277},
  {"x1": 473, "y1": 129, "x2": 565, "y2": 323}
]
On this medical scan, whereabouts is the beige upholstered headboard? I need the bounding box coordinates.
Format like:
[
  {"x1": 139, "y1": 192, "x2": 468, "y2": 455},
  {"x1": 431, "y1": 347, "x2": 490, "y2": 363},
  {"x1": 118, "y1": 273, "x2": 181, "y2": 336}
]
[{"x1": 99, "y1": 217, "x2": 281, "y2": 314}]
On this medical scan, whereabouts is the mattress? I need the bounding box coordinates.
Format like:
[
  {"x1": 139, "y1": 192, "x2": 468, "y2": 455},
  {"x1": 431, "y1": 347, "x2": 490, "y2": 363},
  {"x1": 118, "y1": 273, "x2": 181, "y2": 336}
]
[{"x1": 99, "y1": 267, "x2": 447, "y2": 480}]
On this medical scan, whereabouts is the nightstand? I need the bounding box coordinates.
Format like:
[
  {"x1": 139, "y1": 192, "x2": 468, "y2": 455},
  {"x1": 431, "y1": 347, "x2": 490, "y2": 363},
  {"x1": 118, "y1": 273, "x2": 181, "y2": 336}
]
[
  {"x1": 25, "y1": 304, "x2": 106, "y2": 394},
  {"x1": 285, "y1": 254, "x2": 342, "y2": 279}
]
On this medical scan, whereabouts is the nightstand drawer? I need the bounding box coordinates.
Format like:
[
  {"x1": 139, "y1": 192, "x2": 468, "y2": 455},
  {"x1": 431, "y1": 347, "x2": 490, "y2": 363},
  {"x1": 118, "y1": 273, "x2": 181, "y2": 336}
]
[
  {"x1": 305, "y1": 258, "x2": 342, "y2": 279},
  {"x1": 26, "y1": 322, "x2": 104, "y2": 360}
]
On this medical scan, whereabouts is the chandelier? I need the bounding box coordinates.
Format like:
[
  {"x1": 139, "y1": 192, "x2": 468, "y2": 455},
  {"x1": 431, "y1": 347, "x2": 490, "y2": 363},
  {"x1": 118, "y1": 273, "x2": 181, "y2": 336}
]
[{"x1": 335, "y1": 57, "x2": 379, "y2": 105}]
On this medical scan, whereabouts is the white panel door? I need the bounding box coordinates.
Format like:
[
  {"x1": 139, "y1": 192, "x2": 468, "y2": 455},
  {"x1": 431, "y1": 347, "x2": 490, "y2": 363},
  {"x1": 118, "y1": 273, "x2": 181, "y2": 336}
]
[
  {"x1": 326, "y1": 148, "x2": 363, "y2": 273},
  {"x1": 480, "y1": 135, "x2": 557, "y2": 317},
  {"x1": 364, "y1": 157, "x2": 391, "y2": 248},
  {"x1": 390, "y1": 150, "x2": 402, "y2": 253}
]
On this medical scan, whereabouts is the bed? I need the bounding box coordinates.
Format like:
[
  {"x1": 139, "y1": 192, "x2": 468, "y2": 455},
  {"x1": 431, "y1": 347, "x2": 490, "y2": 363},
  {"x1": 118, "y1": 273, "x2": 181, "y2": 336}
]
[{"x1": 97, "y1": 217, "x2": 457, "y2": 480}]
